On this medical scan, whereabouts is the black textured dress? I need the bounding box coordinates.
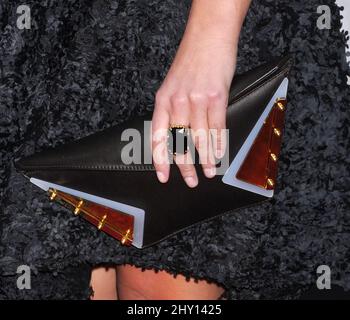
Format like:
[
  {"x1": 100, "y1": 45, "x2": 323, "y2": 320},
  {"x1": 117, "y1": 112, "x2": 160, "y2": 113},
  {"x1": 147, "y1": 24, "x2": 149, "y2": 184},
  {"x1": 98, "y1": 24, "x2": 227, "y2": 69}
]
[{"x1": 0, "y1": 0, "x2": 349, "y2": 299}]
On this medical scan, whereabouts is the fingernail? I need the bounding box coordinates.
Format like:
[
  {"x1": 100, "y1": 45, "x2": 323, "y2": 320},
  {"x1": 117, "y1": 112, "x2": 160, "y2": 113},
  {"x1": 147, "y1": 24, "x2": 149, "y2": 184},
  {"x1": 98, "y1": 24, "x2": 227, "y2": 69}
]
[
  {"x1": 156, "y1": 171, "x2": 167, "y2": 183},
  {"x1": 216, "y1": 149, "x2": 225, "y2": 159},
  {"x1": 184, "y1": 177, "x2": 198, "y2": 188},
  {"x1": 204, "y1": 167, "x2": 216, "y2": 178}
]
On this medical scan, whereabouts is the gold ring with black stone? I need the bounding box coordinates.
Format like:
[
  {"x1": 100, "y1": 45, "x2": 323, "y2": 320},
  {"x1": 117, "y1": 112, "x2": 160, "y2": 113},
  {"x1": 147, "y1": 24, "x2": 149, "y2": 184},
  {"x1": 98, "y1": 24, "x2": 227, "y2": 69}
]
[{"x1": 168, "y1": 125, "x2": 189, "y2": 156}]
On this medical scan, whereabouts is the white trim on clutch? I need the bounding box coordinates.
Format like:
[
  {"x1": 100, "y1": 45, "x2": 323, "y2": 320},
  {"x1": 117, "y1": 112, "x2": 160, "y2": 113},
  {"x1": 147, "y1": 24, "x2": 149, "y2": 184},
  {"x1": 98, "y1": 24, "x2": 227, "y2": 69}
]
[{"x1": 222, "y1": 78, "x2": 289, "y2": 197}]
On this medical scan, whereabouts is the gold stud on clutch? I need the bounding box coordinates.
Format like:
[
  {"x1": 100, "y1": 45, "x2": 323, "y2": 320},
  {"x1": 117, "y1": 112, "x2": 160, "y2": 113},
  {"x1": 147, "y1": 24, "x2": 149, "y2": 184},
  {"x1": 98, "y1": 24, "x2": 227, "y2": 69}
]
[
  {"x1": 49, "y1": 189, "x2": 57, "y2": 201},
  {"x1": 273, "y1": 128, "x2": 281, "y2": 137},
  {"x1": 98, "y1": 214, "x2": 107, "y2": 230},
  {"x1": 121, "y1": 229, "x2": 131, "y2": 245},
  {"x1": 277, "y1": 102, "x2": 285, "y2": 111},
  {"x1": 275, "y1": 98, "x2": 287, "y2": 111},
  {"x1": 267, "y1": 178, "x2": 274, "y2": 187},
  {"x1": 270, "y1": 153, "x2": 278, "y2": 162},
  {"x1": 74, "y1": 200, "x2": 84, "y2": 215}
]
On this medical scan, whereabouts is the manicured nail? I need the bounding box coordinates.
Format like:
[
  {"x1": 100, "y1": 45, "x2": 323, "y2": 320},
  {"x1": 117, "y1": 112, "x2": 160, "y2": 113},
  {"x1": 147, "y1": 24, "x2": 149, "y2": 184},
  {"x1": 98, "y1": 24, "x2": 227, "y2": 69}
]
[
  {"x1": 156, "y1": 171, "x2": 167, "y2": 183},
  {"x1": 215, "y1": 148, "x2": 225, "y2": 159},
  {"x1": 204, "y1": 167, "x2": 216, "y2": 178},
  {"x1": 184, "y1": 177, "x2": 198, "y2": 188}
]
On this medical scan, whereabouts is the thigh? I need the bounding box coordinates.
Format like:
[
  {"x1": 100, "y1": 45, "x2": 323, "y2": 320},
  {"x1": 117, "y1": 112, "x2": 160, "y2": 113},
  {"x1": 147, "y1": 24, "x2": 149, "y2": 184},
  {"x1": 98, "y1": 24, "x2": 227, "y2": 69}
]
[
  {"x1": 116, "y1": 264, "x2": 224, "y2": 300},
  {"x1": 90, "y1": 267, "x2": 118, "y2": 300}
]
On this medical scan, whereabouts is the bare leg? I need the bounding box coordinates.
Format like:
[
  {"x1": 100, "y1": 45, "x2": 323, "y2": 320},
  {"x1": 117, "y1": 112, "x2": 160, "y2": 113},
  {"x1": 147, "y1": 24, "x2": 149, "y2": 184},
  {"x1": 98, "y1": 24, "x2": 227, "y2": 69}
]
[
  {"x1": 116, "y1": 264, "x2": 224, "y2": 300},
  {"x1": 90, "y1": 267, "x2": 118, "y2": 300}
]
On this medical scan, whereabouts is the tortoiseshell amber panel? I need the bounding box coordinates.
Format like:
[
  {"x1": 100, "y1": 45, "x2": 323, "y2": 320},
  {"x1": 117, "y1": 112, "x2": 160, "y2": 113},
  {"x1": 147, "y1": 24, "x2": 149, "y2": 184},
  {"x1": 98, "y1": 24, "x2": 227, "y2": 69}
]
[
  {"x1": 49, "y1": 189, "x2": 134, "y2": 246},
  {"x1": 236, "y1": 98, "x2": 287, "y2": 190}
]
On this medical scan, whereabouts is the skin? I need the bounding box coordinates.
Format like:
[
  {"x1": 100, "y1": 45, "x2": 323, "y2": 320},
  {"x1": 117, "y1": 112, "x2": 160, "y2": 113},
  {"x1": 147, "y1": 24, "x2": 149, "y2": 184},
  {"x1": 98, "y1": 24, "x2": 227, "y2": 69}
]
[
  {"x1": 91, "y1": 265, "x2": 224, "y2": 300},
  {"x1": 152, "y1": 0, "x2": 251, "y2": 187},
  {"x1": 91, "y1": 0, "x2": 251, "y2": 300},
  {"x1": 90, "y1": 267, "x2": 118, "y2": 300}
]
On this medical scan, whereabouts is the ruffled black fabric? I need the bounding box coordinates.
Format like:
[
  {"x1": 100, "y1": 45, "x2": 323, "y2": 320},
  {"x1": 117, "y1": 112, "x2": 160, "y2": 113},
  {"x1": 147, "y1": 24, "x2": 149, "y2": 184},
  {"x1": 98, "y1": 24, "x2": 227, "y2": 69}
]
[{"x1": 0, "y1": 0, "x2": 349, "y2": 299}]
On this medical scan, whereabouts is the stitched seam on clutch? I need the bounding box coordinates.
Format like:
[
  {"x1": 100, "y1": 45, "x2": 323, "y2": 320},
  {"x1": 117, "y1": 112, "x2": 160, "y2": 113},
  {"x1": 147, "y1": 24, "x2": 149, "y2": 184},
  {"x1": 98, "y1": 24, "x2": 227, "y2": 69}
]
[{"x1": 228, "y1": 59, "x2": 292, "y2": 107}]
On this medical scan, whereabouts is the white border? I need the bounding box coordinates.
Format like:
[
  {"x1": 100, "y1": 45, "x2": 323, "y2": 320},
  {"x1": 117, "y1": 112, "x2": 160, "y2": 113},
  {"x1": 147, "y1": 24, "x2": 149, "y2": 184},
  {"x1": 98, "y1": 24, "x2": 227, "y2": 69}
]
[{"x1": 222, "y1": 78, "x2": 289, "y2": 197}]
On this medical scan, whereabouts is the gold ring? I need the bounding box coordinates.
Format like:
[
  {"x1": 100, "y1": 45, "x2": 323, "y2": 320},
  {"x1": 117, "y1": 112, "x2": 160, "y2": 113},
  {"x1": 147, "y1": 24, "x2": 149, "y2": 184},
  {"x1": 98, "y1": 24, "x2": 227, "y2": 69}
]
[
  {"x1": 169, "y1": 124, "x2": 189, "y2": 129},
  {"x1": 168, "y1": 125, "x2": 190, "y2": 155}
]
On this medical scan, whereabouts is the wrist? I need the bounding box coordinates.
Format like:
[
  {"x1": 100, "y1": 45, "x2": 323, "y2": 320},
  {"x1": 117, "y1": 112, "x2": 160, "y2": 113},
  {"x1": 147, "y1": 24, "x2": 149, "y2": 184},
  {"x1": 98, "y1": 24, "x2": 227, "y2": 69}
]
[
  {"x1": 184, "y1": 0, "x2": 250, "y2": 47},
  {"x1": 179, "y1": 25, "x2": 238, "y2": 62}
]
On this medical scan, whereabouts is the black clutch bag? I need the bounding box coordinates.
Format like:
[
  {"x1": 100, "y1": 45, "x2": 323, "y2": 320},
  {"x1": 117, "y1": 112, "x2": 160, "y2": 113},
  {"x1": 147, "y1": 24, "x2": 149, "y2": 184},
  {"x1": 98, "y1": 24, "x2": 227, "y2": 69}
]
[{"x1": 16, "y1": 55, "x2": 292, "y2": 248}]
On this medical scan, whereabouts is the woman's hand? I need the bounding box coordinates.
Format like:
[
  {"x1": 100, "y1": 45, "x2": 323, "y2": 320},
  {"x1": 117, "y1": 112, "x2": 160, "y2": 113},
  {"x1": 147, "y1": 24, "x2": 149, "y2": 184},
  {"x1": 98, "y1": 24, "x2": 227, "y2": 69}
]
[{"x1": 152, "y1": 0, "x2": 251, "y2": 187}]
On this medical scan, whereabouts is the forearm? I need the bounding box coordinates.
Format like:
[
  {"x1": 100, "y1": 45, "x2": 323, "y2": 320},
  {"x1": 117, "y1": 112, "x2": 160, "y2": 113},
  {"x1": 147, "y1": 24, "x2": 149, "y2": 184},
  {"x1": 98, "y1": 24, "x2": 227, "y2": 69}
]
[{"x1": 185, "y1": 0, "x2": 251, "y2": 51}]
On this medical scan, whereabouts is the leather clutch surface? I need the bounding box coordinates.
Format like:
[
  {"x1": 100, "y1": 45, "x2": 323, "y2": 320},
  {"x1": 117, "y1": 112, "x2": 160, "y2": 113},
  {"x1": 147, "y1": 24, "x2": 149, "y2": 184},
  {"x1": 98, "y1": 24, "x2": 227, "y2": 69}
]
[{"x1": 16, "y1": 55, "x2": 292, "y2": 249}]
